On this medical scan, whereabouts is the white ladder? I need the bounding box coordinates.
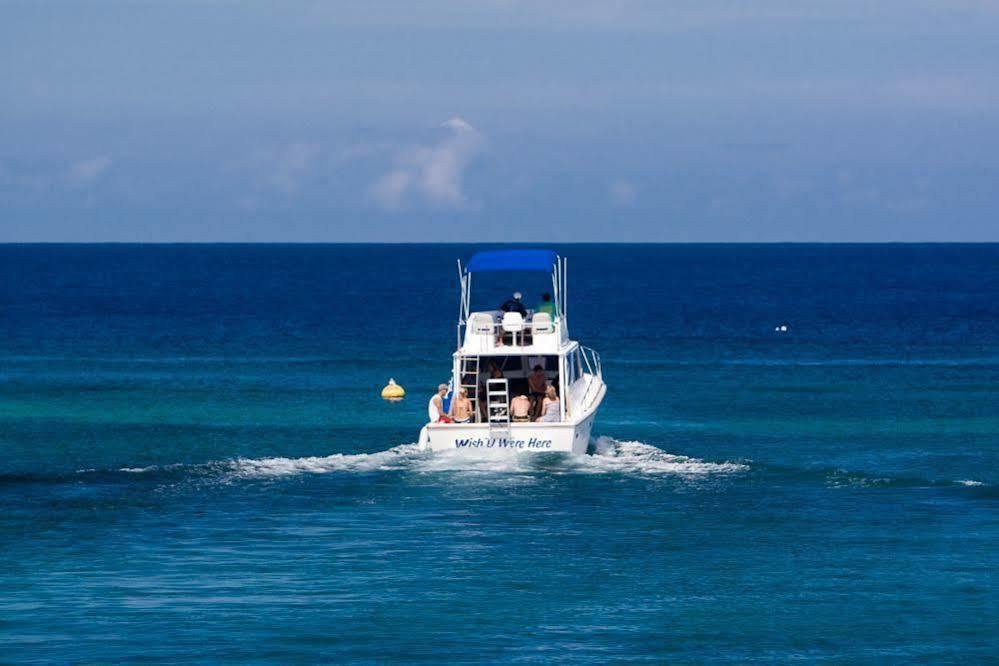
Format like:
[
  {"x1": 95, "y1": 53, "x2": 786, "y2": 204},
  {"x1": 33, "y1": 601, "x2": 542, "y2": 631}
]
[
  {"x1": 486, "y1": 378, "x2": 510, "y2": 423},
  {"x1": 486, "y1": 378, "x2": 511, "y2": 442},
  {"x1": 459, "y1": 355, "x2": 480, "y2": 422}
]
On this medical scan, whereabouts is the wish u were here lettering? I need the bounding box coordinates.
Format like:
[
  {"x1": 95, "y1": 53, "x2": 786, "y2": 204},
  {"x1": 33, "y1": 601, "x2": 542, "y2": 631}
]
[{"x1": 455, "y1": 437, "x2": 553, "y2": 449}]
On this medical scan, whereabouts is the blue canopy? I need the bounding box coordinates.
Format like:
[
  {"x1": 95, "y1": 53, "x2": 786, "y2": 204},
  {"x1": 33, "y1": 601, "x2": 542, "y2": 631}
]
[{"x1": 466, "y1": 249, "x2": 557, "y2": 273}]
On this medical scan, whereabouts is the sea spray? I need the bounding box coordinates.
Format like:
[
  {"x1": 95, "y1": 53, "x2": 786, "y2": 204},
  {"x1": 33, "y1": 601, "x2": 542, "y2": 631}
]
[{"x1": 111, "y1": 438, "x2": 748, "y2": 481}]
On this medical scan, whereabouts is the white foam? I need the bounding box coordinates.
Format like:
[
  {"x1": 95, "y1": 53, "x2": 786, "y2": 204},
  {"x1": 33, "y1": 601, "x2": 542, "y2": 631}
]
[
  {"x1": 225, "y1": 437, "x2": 746, "y2": 479},
  {"x1": 118, "y1": 462, "x2": 185, "y2": 474},
  {"x1": 576, "y1": 437, "x2": 748, "y2": 476},
  {"x1": 225, "y1": 444, "x2": 423, "y2": 479},
  {"x1": 956, "y1": 479, "x2": 984, "y2": 486},
  {"x1": 111, "y1": 438, "x2": 747, "y2": 481}
]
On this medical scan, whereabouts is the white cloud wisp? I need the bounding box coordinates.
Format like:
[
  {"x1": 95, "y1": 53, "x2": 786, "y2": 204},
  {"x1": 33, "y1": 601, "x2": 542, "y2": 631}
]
[
  {"x1": 370, "y1": 117, "x2": 485, "y2": 211},
  {"x1": 68, "y1": 156, "x2": 113, "y2": 186}
]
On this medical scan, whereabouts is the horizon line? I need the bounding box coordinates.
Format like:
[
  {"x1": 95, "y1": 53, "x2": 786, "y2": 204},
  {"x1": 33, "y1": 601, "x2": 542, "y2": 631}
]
[{"x1": 2, "y1": 241, "x2": 998, "y2": 246}]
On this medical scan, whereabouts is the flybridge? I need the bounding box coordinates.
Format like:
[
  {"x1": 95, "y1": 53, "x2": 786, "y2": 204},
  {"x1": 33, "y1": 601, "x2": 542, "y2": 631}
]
[{"x1": 457, "y1": 249, "x2": 569, "y2": 347}]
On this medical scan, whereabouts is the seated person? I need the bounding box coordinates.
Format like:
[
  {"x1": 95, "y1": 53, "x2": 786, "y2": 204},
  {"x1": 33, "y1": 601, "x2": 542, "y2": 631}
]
[
  {"x1": 497, "y1": 292, "x2": 527, "y2": 345},
  {"x1": 510, "y1": 394, "x2": 532, "y2": 422},
  {"x1": 535, "y1": 292, "x2": 556, "y2": 316},
  {"x1": 499, "y1": 291, "x2": 528, "y2": 316},
  {"x1": 528, "y1": 365, "x2": 548, "y2": 417},
  {"x1": 536, "y1": 385, "x2": 560, "y2": 422},
  {"x1": 428, "y1": 384, "x2": 449, "y2": 423},
  {"x1": 450, "y1": 389, "x2": 473, "y2": 424}
]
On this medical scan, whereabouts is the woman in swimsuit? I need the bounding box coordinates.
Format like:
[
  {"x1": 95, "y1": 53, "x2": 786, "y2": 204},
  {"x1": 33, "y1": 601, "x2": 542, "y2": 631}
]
[
  {"x1": 536, "y1": 385, "x2": 560, "y2": 422},
  {"x1": 451, "y1": 389, "x2": 473, "y2": 423}
]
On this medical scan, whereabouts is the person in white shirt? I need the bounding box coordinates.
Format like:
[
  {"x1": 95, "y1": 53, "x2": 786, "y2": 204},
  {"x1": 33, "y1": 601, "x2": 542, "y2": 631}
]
[{"x1": 428, "y1": 384, "x2": 448, "y2": 423}]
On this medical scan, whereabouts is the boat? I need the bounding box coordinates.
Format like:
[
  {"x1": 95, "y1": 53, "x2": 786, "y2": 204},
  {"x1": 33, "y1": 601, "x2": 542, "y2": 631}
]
[{"x1": 418, "y1": 249, "x2": 606, "y2": 454}]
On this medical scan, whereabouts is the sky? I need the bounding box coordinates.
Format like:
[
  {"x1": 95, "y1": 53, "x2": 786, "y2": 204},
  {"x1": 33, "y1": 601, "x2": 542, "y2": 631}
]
[{"x1": 2, "y1": 1, "x2": 998, "y2": 242}]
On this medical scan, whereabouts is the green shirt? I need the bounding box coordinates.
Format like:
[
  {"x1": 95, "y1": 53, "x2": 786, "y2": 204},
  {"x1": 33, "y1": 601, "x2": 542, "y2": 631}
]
[{"x1": 536, "y1": 302, "x2": 556, "y2": 315}]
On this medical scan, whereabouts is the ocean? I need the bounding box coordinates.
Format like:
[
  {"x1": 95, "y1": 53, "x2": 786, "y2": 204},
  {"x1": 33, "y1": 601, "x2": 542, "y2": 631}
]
[{"x1": 1, "y1": 244, "x2": 997, "y2": 662}]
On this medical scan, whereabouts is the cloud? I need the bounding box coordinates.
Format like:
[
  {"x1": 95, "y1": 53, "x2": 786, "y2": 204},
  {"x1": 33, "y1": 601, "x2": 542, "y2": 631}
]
[
  {"x1": 369, "y1": 169, "x2": 412, "y2": 211},
  {"x1": 441, "y1": 116, "x2": 475, "y2": 133},
  {"x1": 68, "y1": 155, "x2": 112, "y2": 186},
  {"x1": 369, "y1": 117, "x2": 485, "y2": 211},
  {"x1": 270, "y1": 142, "x2": 320, "y2": 195},
  {"x1": 235, "y1": 141, "x2": 322, "y2": 197},
  {"x1": 609, "y1": 180, "x2": 638, "y2": 205}
]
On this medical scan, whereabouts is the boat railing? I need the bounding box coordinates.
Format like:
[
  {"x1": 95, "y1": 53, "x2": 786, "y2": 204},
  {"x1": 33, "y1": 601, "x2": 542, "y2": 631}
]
[{"x1": 578, "y1": 346, "x2": 602, "y2": 411}]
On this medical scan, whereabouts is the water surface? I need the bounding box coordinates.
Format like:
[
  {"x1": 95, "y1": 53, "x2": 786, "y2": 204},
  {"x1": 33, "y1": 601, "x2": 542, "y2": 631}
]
[{"x1": 1, "y1": 244, "x2": 997, "y2": 662}]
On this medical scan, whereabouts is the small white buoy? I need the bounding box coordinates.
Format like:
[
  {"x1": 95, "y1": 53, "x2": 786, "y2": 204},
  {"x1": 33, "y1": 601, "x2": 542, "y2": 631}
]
[
  {"x1": 775, "y1": 324, "x2": 789, "y2": 333},
  {"x1": 381, "y1": 378, "x2": 405, "y2": 401}
]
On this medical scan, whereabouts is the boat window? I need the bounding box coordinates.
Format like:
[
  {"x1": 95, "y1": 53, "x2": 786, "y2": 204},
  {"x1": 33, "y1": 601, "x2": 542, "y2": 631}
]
[
  {"x1": 565, "y1": 351, "x2": 578, "y2": 387},
  {"x1": 565, "y1": 348, "x2": 585, "y2": 386}
]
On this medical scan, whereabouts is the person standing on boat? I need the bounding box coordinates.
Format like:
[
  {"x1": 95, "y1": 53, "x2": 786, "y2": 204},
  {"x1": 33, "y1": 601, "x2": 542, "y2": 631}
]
[
  {"x1": 528, "y1": 364, "x2": 548, "y2": 418},
  {"x1": 428, "y1": 384, "x2": 449, "y2": 423},
  {"x1": 499, "y1": 292, "x2": 527, "y2": 316}
]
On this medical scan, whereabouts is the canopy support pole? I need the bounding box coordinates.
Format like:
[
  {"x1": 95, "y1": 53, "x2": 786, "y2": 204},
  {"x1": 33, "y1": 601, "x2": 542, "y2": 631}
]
[
  {"x1": 551, "y1": 260, "x2": 560, "y2": 320},
  {"x1": 456, "y1": 260, "x2": 466, "y2": 350},
  {"x1": 562, "y1": 257, "x2": 568, "y2": 333}
]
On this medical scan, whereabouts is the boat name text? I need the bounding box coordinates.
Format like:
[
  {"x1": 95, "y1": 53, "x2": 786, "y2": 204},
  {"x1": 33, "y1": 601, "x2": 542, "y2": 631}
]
[{"x1": 455, "y1": 437, "x2": 553, "y2": 449}]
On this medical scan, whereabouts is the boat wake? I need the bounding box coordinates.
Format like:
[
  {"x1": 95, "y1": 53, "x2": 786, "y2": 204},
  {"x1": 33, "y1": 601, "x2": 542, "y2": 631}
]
[
  {"x1": 32, "y1": 440, "x2": 992, "y2": 496},
  {"x1": 69, "y1": 440, "x2": 991, "y2": 492},
  {"x1": 225, "y1": 444, "x2": 423, "y2": 478},
  {"x1": 111, "y1": 437, "x2": 749, "y2": 481},
  {"x1": 228, "y1": 437, "x2": 748, "y2": 479}
]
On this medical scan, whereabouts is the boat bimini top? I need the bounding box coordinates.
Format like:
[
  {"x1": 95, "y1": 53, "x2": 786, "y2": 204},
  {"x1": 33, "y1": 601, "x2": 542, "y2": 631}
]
[
  {"x1": 465, "y1": 249, "x2": 557, "y2": 273},
  {"x1": 457, "y1": 249, "x2": 569, "y2": 348}
]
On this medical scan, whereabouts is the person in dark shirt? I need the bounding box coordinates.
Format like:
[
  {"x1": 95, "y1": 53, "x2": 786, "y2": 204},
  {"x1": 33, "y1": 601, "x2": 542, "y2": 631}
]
[{"x1": 499, "y1": 291, "x2": 527, "y2": 316}]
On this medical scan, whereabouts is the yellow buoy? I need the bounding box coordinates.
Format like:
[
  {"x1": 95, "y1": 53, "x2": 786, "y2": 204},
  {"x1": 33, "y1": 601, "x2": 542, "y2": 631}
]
[{"x1": 381, "y1": 378, "x2": 405, "y2": 401}]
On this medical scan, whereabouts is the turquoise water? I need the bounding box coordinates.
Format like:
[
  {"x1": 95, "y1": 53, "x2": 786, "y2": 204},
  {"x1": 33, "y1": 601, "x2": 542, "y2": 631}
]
[{"x1": 1, "y1": 244, "x2": 997, "y2": 662}]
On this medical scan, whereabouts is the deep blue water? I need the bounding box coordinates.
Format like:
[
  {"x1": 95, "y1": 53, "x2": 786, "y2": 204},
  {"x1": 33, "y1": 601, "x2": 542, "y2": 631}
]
[{"x1": 1, "y1": 244, "x2": 997, "y2": 662}]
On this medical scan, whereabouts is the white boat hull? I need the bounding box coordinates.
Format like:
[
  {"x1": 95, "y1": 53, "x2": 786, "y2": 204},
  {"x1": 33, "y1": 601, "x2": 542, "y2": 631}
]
[{"x1": 420, "y1": 384, "x2": 604, "y2": 455}]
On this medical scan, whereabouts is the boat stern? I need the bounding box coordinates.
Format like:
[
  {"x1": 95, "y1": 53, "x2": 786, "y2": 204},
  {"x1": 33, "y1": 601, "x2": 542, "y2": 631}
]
[{"x1": 422, "y1": 417, "x2": 595, "y2": 455}]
